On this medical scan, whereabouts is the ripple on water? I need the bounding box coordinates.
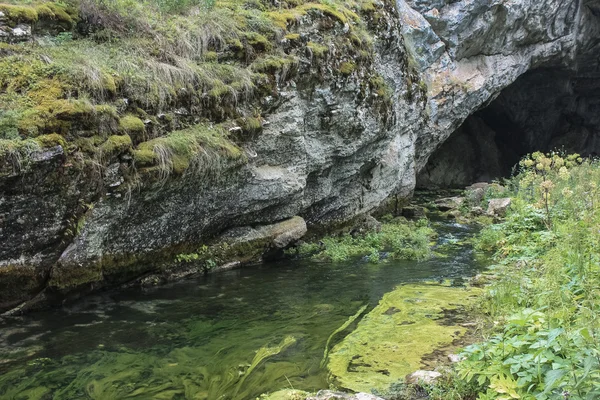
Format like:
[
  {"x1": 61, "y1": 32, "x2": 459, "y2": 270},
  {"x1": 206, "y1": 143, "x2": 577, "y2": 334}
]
[{"x1": 0, "y1": 221, "x2": 488, "y2": 399}]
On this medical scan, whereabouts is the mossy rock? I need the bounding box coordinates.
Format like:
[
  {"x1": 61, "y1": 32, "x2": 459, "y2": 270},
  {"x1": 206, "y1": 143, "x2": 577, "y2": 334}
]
[
  {"x1": 35, "y1": 133, "x2": 66, "y2": 149},
  {"x1": 99, "y1": 134, "x2": 132, "y2": 157},
  {"x1": 119, "y1": 115, "x2": 145, "y2": 135},
  {"x1": 327, "y1": 283, "x2": 482, "y2": 393},
  {"x1": 0, "y1": 4, "x2": 39, "y2": 24}
]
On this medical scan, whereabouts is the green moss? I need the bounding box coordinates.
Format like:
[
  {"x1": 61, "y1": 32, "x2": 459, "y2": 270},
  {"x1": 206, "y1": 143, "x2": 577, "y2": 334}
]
[
  {"x1": 244, "y1": 32, "x2": 272, "y2": 52},
  {"x1": 307, "y1": 41, "x2": 328, "y2": 58},
  {"x1": 284, "y1": 33, "x2": 300, "y2": 41},
  {"x1": 50, "y1": 99, "x2": 95, "y2": 120},
  {"x1": 369, "y1": 74, "x2": 392, "y2": 101},
  {"x1": 203, "y1": 51, "x2": 218, "y2": 62},
  {"x1": 119, "y1": 115, "x2": 145, "y2": 134},
  {"x1": 327, "y1": 283, "x2": 482, "y2": 393},
  {"x1": 251, "y1": 55, "x2": 297, "y2": 73},
  {"x1": 237, "y1": 116, "x2": 262, "y2": 134},
  {"x1": 132, "y1": 148, "x2": 156, "y2": 166},
  {"x1": 0, "y1": 4, "x2": 39, "y2": 24},
  {"x1": 38, "y1": 3, "x2": 76, "y2": 25},
  {"x1": 301, "y1": 3, "x2": 357, "y2": 24},
  {"x1": 0, "y1": 0, "x2": 380, "y2": 173},
  {"x1": 35, "y1": 133, "x2": 67, "y2": 149},
  {"x1": 339, "y1": 61, "x2": 356, "y2": 76},
  {"x1": 0, "y1": 264, "x2": 41, "y2": 305},
  {"x1": 101, "y1": 72, "x2": 117, "y2": 95},
  {"x1": 100, "y1": 134, "x2": 132, "y2": 156},
  {"x1": 49, "y1": 261, "x2": 103, "y2": 290},
  {"x1": 360, "y1": 1, "x2": 377, "y2": 12},
  {"x1": 95, "y1": 104, "x2": 118, "y2": 118},
  {"x1": 267, "y1": 8, "x2": 304, "y2": 29}
]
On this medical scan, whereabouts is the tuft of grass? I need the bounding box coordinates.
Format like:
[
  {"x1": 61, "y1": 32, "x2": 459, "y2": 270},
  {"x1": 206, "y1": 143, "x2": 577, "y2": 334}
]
[
  {"x1": 134, "y1": 123, "x2": 245, "y2": 177},
  {"x1": 307, "y1": 41, "x2": 328, "y2": 58},
  {"x1": 339, "y1": 61, "x2": 356, "y2": 76}
]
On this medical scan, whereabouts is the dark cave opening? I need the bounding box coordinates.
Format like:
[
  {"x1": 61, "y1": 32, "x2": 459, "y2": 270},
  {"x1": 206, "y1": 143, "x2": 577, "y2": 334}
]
[{"x1": 417, "y1": 67, "x2": 600, "y2": 188}]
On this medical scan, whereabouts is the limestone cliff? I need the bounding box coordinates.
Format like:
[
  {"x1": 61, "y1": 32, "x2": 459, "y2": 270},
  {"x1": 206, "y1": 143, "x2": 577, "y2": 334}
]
[{"x1": 0, "y1": 0, "x2": 597, "y2": 312}]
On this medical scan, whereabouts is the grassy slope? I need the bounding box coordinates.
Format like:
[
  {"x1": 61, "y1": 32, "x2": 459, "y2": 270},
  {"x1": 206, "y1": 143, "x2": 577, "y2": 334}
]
[{"x1": 0, "y1": 0, "x2": 389, "y2": 181}]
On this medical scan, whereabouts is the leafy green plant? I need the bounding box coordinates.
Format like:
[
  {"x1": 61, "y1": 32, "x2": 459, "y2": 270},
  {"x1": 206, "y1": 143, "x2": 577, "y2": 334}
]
[
  {"x1": 293, "y1": 218, "x2": 435, "y2": 263},
  {"x1": 451, "y1": 153, "x2": 600, "y2": 400}
]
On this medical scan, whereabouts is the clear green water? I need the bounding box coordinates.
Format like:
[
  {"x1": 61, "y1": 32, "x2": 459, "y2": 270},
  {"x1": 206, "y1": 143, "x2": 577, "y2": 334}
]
[{"x1": 0, "y1": 221, "x2": 487, "y2": 400}]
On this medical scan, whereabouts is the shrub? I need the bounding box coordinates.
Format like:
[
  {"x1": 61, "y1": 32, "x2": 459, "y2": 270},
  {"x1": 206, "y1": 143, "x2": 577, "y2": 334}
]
[
  {"x1": 454, "y1": 153, "x2": 600, "y2": 399},
  {"x1": 294, "y1": 218, "x2": 435, "y2": 262}
]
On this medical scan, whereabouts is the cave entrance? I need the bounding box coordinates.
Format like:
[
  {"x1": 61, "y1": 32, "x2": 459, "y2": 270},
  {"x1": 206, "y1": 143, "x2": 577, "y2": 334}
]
[{"x1": 417, "y1": 67, "x2": 600, "y2": 189}]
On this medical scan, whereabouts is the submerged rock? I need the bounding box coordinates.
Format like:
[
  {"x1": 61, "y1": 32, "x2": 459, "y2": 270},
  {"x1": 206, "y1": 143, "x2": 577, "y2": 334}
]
[
  {"x1": 306, "y1": 390, "x2": 385, "y2": 400},
  {"x1": 327, "y1": 283, "x2": 481, "y2": 393},
  {"x1": 260, "y1": 390, "x2": 311, "y2": 400}
]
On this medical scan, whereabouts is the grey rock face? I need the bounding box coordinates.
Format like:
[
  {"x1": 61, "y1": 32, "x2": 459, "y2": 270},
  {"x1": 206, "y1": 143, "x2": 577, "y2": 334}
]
[
  {"x1": 416, "y1": 0, "x2": 600, "y2": 187},
  {"x1": 487, "y1": 197, "x2": 512, "y2": 217},
  {"x1": 1, "y1": 0, "x2": 599, "y2": 311}
]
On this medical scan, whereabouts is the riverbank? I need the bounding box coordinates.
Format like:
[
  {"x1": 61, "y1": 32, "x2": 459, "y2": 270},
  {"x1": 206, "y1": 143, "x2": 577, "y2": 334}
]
[
  {"x1": 362, "y1": 153, "x2": 600, "y2": 400},
  {"x1": 0, "y1": 206, "x2": 488, "y2": 399}
]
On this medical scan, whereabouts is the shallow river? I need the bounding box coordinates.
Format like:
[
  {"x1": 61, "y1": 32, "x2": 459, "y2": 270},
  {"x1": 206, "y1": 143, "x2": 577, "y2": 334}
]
[{"x1": 0, "y1": 221, "x2": 487, "y2": 399}]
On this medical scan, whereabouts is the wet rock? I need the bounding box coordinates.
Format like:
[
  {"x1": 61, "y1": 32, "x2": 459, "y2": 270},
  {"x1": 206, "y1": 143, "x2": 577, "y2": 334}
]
[
  {"x1": 405, "y1": 370, "x2": 442, "y2": 385},
  {"x1": 104, "y1": 163, "x2": 124, "y2": 188},
  {"x1": 434, "y1": 197, "x2": 464, "y2": 211},
  {"x1": 350, "y1": 215, "x2": 382, "y2": 236},
  {"x1": 401, "y1": 205, "x2": 426, "y2": 218},
  {"x1": 0, "y1": 22, "x2": 32, "y2": 43},
  {"x1": 447, "y1": 209, "x2": 461, "y2": 219},
  {"x1": 487, "y1": 198, "x2": 511, "y2": 217},
  {"x1": 469, "y1": 273, "x2": 498, "y2": 287},
  {"x1": 307, "y1": 391, "x2": 384, "y2": 400}
]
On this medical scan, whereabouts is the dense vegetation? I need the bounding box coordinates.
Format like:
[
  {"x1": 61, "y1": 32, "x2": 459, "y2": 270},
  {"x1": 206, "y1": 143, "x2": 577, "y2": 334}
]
[
  {"x1": 291, "y1": 217, "x2": 435, "y2": 262},
  {"x1": 456, "y1": 153, "x2": 600, "y2": 399},
  {"x1": 385, "y1": 153, "x2": 600, "y2": 400},
  {"x1": 0, "y1": 0, "x2": 390, "y2": 181}
]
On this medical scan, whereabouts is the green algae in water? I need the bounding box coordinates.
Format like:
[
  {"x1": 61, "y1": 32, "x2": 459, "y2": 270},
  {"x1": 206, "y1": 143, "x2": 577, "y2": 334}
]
[
  {"x1": 327, "y1": 282, "x2": 482, "y2": 393},
  {"x1": 0, "y1": 221, "x2": 488, "y2": 399},
  {"x1": 258, "y1": 389, "x2": 311, "y2": 400},
  {"x1": 234, "y1": 335, "x2": 297, "y2": 398},
  {"x1": 321, "y1": 304, "x2": 368, "y2": 368}
]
